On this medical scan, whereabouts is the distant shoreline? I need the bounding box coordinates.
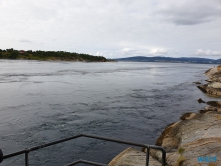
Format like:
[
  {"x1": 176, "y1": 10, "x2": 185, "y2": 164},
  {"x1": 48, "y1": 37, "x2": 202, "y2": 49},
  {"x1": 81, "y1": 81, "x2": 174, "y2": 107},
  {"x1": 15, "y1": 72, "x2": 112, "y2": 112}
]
[
  {"x1": 114, "y1": 56, "x2": 221, "y2": 64},
  {"x1": 0, "y1": 48, "x2": 114, "y2": 62},
  {"x1": 115, "y1": 61, "x2": 219, "y2": 64}
]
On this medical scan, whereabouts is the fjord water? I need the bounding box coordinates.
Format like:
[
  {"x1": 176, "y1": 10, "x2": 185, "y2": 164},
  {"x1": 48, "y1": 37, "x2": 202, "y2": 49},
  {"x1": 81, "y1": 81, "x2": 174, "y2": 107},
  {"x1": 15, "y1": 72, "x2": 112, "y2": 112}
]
[{"x1": 0, "y1": 60, "x2": 214, "y2": 165}]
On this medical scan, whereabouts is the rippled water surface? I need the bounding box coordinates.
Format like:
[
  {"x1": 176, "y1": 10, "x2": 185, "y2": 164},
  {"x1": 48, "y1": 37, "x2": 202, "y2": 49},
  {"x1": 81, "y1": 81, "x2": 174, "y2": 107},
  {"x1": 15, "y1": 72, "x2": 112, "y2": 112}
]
[{"x1": 0, "y1": 60, "x2": 215, "y2": 165}]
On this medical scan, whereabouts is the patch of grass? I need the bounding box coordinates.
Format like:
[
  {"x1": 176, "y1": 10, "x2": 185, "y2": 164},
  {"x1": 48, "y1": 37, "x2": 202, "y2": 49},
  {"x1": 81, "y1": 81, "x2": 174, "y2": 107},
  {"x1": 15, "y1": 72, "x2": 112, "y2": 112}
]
[
  {"x1": 177, "y1": 155, "x2": 185, "y2": 166},
  {"x1": 178, "y1": 147, "x2": 185, "y2": 154},
  {"x1": 215, "y1": 115, "x2": 221, "y2": 120}
]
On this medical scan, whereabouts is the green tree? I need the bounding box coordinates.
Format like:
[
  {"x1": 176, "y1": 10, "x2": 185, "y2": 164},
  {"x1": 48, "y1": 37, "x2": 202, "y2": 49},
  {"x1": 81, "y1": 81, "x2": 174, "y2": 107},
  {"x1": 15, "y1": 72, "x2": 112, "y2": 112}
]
[
  {"x1": 6, "y1": 48, "x2": 14, "y2": 53},
  {"x1": 8, "y1": 51, "x2": 19, "y2": 59}
]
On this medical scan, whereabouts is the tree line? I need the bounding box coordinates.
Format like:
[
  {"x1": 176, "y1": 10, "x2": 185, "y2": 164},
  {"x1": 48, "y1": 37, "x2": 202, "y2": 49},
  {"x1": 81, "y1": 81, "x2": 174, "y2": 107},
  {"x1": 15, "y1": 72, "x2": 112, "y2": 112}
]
[{"x1": 0, "y1": 48, "x2": 108, "y2": 62}]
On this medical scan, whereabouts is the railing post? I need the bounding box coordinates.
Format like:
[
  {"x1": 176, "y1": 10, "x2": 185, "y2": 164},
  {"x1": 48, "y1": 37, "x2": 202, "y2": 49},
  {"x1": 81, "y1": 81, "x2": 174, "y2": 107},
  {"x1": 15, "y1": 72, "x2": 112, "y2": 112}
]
[
  {"x1": 162, "y1": 149, "x2": 166, "y2": 166},
  {"x1": 25, "y1": 149, "x2": 29, "y2": 166},
  {"x1": 0, "y1": 149, "x2": 3, "y2": 163},
  {"x1": 145, "y1": 145, "x2": 150, "y2": 166}
]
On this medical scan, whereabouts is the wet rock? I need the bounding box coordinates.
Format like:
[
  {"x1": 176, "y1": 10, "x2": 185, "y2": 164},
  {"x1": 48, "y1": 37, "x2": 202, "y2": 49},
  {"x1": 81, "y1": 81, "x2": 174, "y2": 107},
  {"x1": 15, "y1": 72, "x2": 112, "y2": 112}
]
[
  {"x1": 197, "y1": 85, "x2": 208, "y2": 93},
  {"x1": 197, "y1": 84, "x2": 221, "y2": 96},
  {"x1": 198, "y1": 98, "x2": 205, "y2": 103},
  {"x1": 205, "y1": 79, "x2": 213, "y2": 83},
  {"x1": 151, "y1": 112, "x2": 221, "y2": 165},
  {"x1": 203, "y1": 101, "x2": 221, "y2": 113},
  {"x1": 199, "y1": 108, "x2": 215, "y2": 114},
  {"x1": 180, "y1": 112, "x2": 198, "y2": 120},
  {"x1": 193, "y1": 81, "x2": 201, "y2": 84},
  {"x1": 198, "y1": 101, "x2": 221, "y2": 114},
  {"x1": 207, "y1": 101, "x2": 221, "y2": 108}
]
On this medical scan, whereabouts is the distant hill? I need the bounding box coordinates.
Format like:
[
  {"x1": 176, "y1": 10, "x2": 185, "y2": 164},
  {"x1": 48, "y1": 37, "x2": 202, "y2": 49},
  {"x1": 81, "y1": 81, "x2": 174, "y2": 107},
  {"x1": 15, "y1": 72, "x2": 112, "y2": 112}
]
[{"x1": 114, "y1": 56, "x2": 221, "y2": 64}]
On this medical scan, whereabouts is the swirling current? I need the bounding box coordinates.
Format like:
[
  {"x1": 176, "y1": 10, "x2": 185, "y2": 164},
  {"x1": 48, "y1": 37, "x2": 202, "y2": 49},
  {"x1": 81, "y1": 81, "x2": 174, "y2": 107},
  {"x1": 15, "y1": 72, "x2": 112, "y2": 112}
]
[{"x1": 0, "y1": 60, "x2": 214, "y2": 165}]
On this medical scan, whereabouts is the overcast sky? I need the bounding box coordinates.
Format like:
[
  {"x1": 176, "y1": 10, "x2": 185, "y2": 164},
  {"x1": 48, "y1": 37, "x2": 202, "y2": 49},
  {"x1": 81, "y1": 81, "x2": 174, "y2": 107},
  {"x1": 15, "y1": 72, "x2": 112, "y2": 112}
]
[{"x1": 0, "y1": 0, "x2": 221, "y2": 59}]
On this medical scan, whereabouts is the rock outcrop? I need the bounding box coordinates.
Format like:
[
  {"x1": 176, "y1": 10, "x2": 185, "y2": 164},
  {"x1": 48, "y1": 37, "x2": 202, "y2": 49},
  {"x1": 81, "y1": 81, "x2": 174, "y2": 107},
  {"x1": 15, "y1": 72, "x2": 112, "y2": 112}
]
[
  {"x1": 197, "y1": 83, "x2": 221, "y2": 96},
  {"x1": 198, "y1": 98, "x2": 206, "y2": 103},
  {"x1": 205, "y1": 65, "x2": 221, "y2": 83},
  {"x1": 198, "y1": 65, "x2": 221, "y2": 97},
  {"x1": 150, "y1": 111, "x2": 221, "y2": 165}
]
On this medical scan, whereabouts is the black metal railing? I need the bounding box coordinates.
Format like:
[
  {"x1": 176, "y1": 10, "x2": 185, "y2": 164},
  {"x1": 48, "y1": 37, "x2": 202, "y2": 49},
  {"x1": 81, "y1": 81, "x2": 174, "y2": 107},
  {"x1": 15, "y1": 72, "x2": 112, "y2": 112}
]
[{"x1": 1, "y1": 133, "x2": 166, "y2": 166}]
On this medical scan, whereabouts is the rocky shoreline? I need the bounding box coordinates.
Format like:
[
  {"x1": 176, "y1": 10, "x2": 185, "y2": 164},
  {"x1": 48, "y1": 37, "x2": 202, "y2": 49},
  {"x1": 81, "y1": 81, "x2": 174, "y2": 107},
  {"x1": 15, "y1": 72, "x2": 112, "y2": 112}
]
[
  {"x1": 109, "y1": 65, "x2": 221, "y2": 166},
  {"x1": 197, "y1": 65, "x2": 221, "y2": 97}
]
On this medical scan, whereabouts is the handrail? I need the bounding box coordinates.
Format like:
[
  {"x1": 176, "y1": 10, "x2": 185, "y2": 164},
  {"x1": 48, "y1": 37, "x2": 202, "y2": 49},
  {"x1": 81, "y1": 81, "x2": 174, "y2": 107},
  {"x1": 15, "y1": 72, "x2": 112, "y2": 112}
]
[
  {"x1": 64, "y1": 160, "x2": 108, "y2": 166},
  {"x1": 2, "y1": 133, "x2": 166, "y2": 166}
]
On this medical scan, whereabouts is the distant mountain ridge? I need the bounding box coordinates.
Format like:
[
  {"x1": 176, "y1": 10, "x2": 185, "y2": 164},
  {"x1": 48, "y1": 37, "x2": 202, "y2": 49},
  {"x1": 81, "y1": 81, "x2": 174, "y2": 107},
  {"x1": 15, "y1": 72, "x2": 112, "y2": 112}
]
[{"x1": 114, "y1": 56, "x2": 221, "y2": 64}]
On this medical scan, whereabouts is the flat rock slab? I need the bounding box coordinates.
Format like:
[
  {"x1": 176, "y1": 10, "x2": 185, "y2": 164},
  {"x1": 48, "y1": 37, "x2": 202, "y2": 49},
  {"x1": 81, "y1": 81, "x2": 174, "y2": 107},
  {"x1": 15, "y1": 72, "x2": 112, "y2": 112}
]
[
  {"x1": 205, "y1": 65, "x2": 221, "y2": 83},
  {"x1": 152, "y1": 112, "x2": 221, "y2": 166},
  {"x1": 108, "y1": 147, "x2": 162, "y2": 166},
  {"x1": 198, "y1": 65, "x2": 221, "y2": 97},
  {"x1": 197, "y1": 84, "x2": 221, "y2": 97}
]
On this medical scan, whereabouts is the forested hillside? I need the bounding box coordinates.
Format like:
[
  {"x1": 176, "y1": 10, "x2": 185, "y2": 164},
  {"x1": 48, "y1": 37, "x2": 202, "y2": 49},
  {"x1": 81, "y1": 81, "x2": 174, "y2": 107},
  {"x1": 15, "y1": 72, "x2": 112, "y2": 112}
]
[{"x1": 0, "y1": 48, "x2": 107, "y2": 62}]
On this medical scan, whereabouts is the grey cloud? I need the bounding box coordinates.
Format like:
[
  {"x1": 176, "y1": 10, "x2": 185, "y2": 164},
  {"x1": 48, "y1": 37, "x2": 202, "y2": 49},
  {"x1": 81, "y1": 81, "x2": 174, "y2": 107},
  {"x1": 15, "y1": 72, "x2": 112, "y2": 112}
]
[
  {"x1": 157, "y1": 0, "x2": 221, "y2": 25},
  {"x1": 19, "y1": 39, "x2": 32, "y2": 43},
  {"x1": 171, "y1": 16, "x2": 213, "y2": 25},
  {"x1": 195, "y1": 49, "x2": 221, "y2": 56},
  {"x1": 119, "y1": 47, "x2": 168, "y2": 57},
  {"x1": 151, "y1": 49, "x2": 168, "y2": 54}
]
